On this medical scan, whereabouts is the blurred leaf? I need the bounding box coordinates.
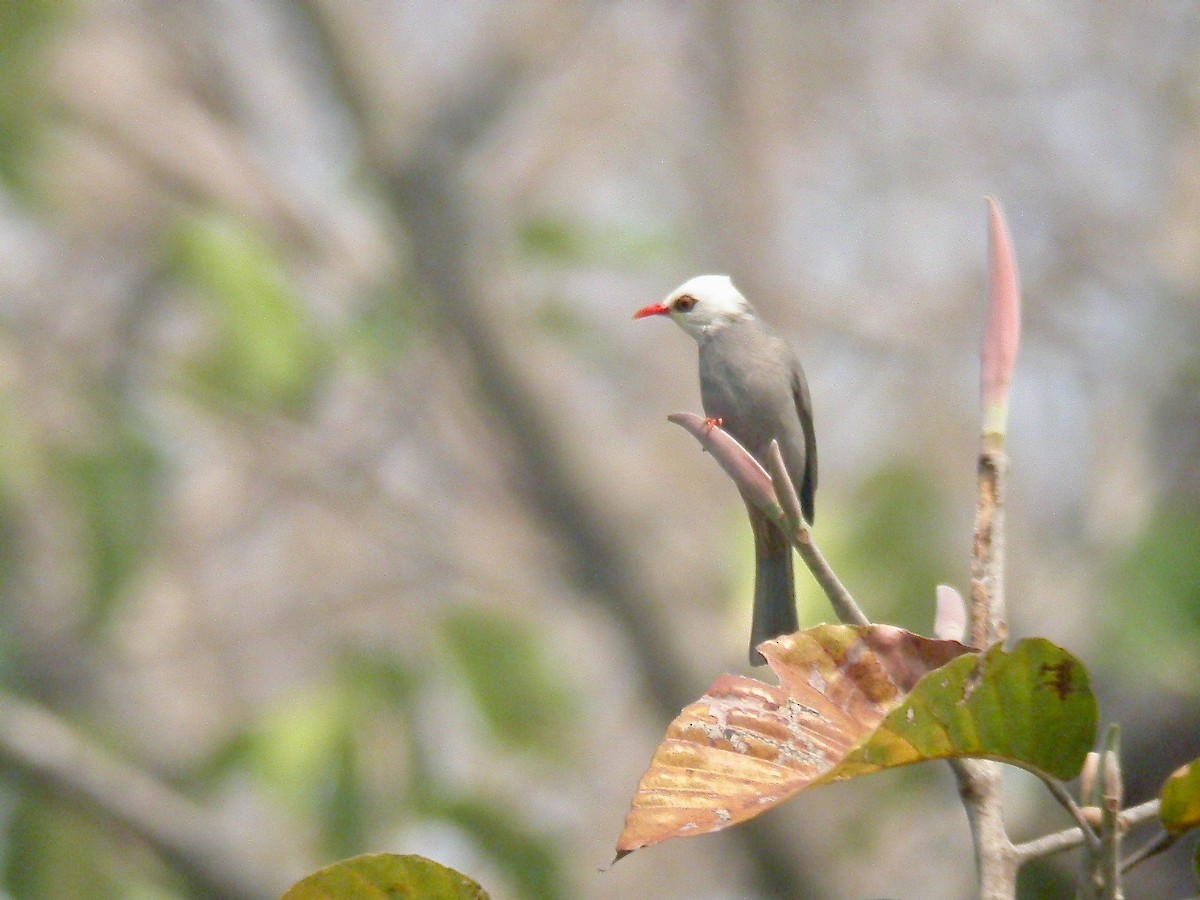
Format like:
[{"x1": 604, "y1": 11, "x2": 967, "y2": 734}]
[
  {"x1": 617, "y1": 626, "x2": 1095, "y2": 857},
  {"x1": 281, "y1": 853, "x2": 488, "y2": 900},
  {"x1": 0, "y1": 1, "x2": 64, "y2": 190},
  {"x1": 434, "y1": 799, "x2": 561, "y2": 900},
  {"x1": 519, "y1": 219, "x2": 582, "y2": 261},
  {"x1": 53, "y1": 420, "x2": 161, "y2": 627},
  {"x1": 172, "y1": 212, "x2": 323, "y2": 412},
  {"x1": 223, "y1": 652, "x2": 418, "y2": 858},
  {"x1": 442, "y1": 611, "x2": 575, "y2": 759},
  {"x1": 530, "y1": 299, "x2": 584, "y2": 342},
  {"x1": 1161, "y1": 758, "x2": 1200, "y2": 836}
]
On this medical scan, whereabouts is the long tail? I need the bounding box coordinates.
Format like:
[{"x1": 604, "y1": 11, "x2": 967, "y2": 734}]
[{"x1": 747, "y1": 503, "x2": 798, "y2": 665}]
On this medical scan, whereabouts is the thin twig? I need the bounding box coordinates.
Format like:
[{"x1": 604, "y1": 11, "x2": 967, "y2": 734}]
[
  {"x1": 1013, "y1": 799, "x2": 1160, "y2": 864},
  {"x1": 1120, "y1": 830, "x2": 1176, "y2": 874},
  {"x1": 764, "y1": 440, "x2": 803, "y2": 531},
  {"x1": 1098, "y1": 744, "x2": 1124, "y2": 899},
  {"x1": 1038, "y1": 774, "x2": 1099, "y2": 852},
  {"x1": 765, "y1": 443, "x2": 870, "y2": 626}
]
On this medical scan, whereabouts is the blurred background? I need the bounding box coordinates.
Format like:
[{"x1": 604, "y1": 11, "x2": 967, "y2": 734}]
[{"x1": 1, "y1": 2, "x2": 1198, "y2": 898}]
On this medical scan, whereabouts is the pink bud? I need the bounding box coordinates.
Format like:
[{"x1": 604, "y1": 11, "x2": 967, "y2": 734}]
[
  {"x1": 981, "y1": 197, "x2": 1021, "y2": 435},
  {"x1": 934, "y1": 585, "x2": 967, "y2": 642}
]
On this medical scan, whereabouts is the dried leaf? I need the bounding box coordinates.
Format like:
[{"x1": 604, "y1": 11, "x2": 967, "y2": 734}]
[
  {"x1": 616, "y1": 625, "x2": 968, "y2": 856},
  {"x1": 616, "y1": 627, "x2": 1096, "y2": 857}
]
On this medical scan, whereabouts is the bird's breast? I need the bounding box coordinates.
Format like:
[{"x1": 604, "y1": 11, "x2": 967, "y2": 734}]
[{"x1": 698, "y1": 334, "x2": 793, "y2": 459}]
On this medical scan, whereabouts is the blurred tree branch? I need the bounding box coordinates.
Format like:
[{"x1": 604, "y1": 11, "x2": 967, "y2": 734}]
[{"x1": 0, "y1": 690, "x2": 301, "y2": 900}]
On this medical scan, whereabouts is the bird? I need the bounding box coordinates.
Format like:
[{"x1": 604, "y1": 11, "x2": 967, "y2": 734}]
[{"x1": 634, "y1": 275, "x2": 817, "y2": 665}]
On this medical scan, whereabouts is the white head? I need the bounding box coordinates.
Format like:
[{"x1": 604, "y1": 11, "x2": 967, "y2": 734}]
[{"x1": 633, "y1": 274, "x2": 753, "y2": 339}]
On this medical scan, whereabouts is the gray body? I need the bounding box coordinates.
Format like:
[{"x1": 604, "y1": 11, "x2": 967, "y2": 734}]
[{"x1": 699, "y1": 318, "x2": 817, "y2": 665}]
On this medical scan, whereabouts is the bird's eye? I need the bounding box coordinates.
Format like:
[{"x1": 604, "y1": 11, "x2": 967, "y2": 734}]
[{"x1": 673, "y1": 295, "x2": 696, "y2": 312}]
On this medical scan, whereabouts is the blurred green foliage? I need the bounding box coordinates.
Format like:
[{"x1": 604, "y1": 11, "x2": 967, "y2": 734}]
[
  {"x1": 518, "y1": 216, "x2": 677, "y2": 267},
  {"x1": 171, "y1": 212, "x2": 326, "y2": 412},
  {"x1": 3, "y1": 792, "x2": 182, "y2": 900},
  {"x1": 53, "y1": 417, "x2": 162, "y2": 629},
  {"x1": 0, "y1": 1, "x2": 63, "y2": 191},
  {"x1": 424, "y1": 798, "x2": 560, "y2": 900},
  {"x1": 442, "y1": 610, "x2": 577, "y2": 760},
  {"x1": 1106, "y1": 506, "x2": 1200, "y2": 691},
  {"x1": 791, "y1": 462, "x2": 957, "y2": 635},
  {"x1": 206, "y1": 645, "x2": 568, "y2": 900}
]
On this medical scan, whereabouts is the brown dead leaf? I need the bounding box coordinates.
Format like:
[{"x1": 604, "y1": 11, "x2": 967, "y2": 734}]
[{"x1": 616, "y1": 624, "x2": 970, "y2": 858}]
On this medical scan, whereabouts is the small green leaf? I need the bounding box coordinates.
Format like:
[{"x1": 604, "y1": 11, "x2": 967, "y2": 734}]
[
  {"x1": 281, "y1": 854, "x2": 488, "y2": 900},
  {"x1": 1161, "y1": 758, "x2": 1200, "y2": 836}
]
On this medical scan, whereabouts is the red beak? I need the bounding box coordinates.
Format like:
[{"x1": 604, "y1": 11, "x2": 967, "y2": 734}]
[{"x1": 633, "y1": 302, "x2": 670, "y2": 320}]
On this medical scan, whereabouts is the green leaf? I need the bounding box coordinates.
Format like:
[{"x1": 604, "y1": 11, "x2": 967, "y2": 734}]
[
  {"x1": 1161, "y1": 758, "x2": 1200, "y2": 836},
  {"x1": 281, "y1": 854, "x2": 488, "y2": 900},
  {"x1": 825, "y1": 638, "x2": 1096, "y2": 783},
  {"x1": 172, "y1": 212, "x2": 323, "y2": 411}
]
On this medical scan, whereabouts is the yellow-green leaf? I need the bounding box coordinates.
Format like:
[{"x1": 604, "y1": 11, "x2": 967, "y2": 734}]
[
  {"x1": 1161, "y1": 759, "x2": 1200, "y2": 836},
  {"x1": 281, "y1": 853, "x2": 488, "y2": 900}
]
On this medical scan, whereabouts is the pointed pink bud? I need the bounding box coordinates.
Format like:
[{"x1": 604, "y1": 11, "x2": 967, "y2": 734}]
[
  {"x1": 981, "y1": 197, "x2": 1022, "y2": 435},
  {"x1": 667, "y1": 413, "x2": 783, "y2": 519}
]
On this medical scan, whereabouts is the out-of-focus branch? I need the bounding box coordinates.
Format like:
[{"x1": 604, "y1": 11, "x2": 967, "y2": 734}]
[{"x1": 0, "y1": 690, "x2": 300, "y2": 900}]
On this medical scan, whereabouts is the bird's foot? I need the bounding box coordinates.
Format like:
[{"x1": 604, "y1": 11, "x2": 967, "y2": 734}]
[{"x1": 702, "y1": 416, "x2": 724, "y2": 434}]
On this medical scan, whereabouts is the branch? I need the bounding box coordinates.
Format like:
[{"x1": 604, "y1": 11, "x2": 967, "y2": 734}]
[
  {"x1": 0, "y1": 690, "x2": 299, "y2": 900},
  {"x1": 1013, "y1": 800, "x2": 1160, "y2": 865},
  {"x1": 952, "y1": 197, "x2": 1023, "y2": 898}
]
